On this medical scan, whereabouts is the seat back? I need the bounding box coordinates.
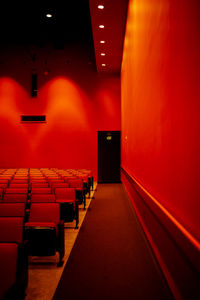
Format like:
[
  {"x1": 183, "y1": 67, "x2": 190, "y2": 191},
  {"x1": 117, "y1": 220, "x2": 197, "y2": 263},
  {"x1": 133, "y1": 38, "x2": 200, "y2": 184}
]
[
  {"x1": 5, "y1": 188, "x2": 28, "y2": 194},
  {"x1": 51, "y1": 183, "x2": 69, "y2": 193},
  {"x1": 31, "y1": 194, "x2": 55, "y2": 203},
  {"x1": 9, "y1": 184, "x2": 29, "y2": 189},
  {"x1": 10, "y1": 179, "x2": 28, "y2": 184},
  {"x1": 0, "y1": 180, "x2": 9, "y2": 185},
  {"x1": 55, "y1": 188, "x2": 75, "y2": 200},
  {"x1": 0, "y1": 217, "x2": 24, "y2": 243},
  {"x1": 30, "y1": 183, "x2": 49, "y2": 188},
  {"x1": 63, "y1": 176, "x2": 77, "y2": 182},
  {"x1": 68, "y1": 179, "x2": 83, "y2": 189},
  {"x1": 31, "y1": 188, "x2": 51, "y2": 194},
  {"x1": 0, "y1": 203, "x2": 25, "y2": 217},
  {"x1": 3, "y1": 194, "x2": 27, "y2": 203},
  {"x1": 28, "y1": 203, "x2": 60, "y2": 224}
]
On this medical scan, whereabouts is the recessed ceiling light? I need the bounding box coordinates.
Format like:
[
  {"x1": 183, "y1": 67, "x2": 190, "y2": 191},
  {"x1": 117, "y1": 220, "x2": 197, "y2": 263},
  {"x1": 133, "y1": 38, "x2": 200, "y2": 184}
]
[
  {"x1": 102, "y1": 64, "x2": 106, "y2": 67},
  {"x1": 100, "y1": 41, "x2": 105, "y2": 44},
  {"x1": 101, "y1": 53, "x2": 106, "y2": 56},
  {"x1": 46, "y1": 13, "x2": 52, "y2": 18},
  {"x1": 99, "y1": 25, "x2": 104, "y2": 28},
  {"x1": 98, "y1": 5, "x2": 104, "y2": 9}
]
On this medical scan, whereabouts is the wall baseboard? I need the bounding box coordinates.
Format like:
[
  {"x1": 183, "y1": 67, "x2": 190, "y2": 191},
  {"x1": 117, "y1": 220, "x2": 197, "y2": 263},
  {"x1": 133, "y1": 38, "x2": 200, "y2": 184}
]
[{"x1": 121, "y1": 167, "x2": 200, "y2": 300}]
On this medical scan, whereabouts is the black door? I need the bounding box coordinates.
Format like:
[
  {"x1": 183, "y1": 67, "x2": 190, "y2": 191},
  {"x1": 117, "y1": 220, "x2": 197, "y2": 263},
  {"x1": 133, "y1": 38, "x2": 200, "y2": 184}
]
[{"x1": 98, "y1": 131, "x2": 121, "y2": 183}]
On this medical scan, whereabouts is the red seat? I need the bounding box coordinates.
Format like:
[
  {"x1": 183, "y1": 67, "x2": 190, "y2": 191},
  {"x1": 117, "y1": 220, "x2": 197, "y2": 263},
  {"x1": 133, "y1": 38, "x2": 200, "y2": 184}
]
[
  {"x1": 3, "y1": 194, "x2": 27, "y2": 203},
  {"x1": 48, "y1": 179, "x2": 65, "y2": 184},
  {"x1": 63, "y1": 176, "x2": 77, "y2": 182},
  {"x1": 0, "y1": 217, "x2": 28, "y2": 299},
  {"x1": 55, "y1": 187, "x2": 75, "y2": 201},
  {"x1": 30, "y1": 179, "x2": 47, "y2": 183},
  {"x1": 0, "y1": 203, "x2": 25, "y2": 217},
  {"x1": 10, "y1": 179, "x2": 28, "y2": 184},
  {"x1": 30, "y1": 182, "x2": 49, "y2": 188},
  {"x1": 9, "y1": 183, "x2": 29, "y2": 189},
  {"x1": 31, "y1": 187, "x2": 51, "y2": 194},
  {"x1": 55, "y1": 188, "x2": 79, "y2": 228},
  {"x1": 25, "y1": 203, "x2": 64, "y2": 266},
  {"x1": 0, "y1": 179, "x2": 9, "y2": 184},
  {"x1": 0, "y1": 217, "x2": 24, "y2": 244},
  {"x1": 31, "y1": 194, "x2": 56, "y2": 203},
  {"x1": 51, "y1": 182, "x2": 69, "y2": 193},
  {"x1": 68, "y1": 179, "x2": 85, "y2": 208},
  {"x1": 5, "y1": 188, "x2": 28, "y2": 194}
]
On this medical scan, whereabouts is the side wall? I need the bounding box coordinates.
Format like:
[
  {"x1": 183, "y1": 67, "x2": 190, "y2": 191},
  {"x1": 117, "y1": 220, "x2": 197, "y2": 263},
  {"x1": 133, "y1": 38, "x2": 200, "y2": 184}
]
[
  {"x1": 121, "y1": 0, "x2": 200, "y2": 298},
  {"x1": 0, "y1": 45, "x2": 121, "y2": 178}
]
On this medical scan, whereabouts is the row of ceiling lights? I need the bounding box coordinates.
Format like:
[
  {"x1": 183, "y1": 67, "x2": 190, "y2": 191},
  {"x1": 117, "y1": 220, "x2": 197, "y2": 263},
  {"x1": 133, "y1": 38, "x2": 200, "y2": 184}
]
[
  {"x1": 45, "y1": 5, "x2": 106, "y2": 68},
  {"x1": 98, "y1": 4, "x2": 106, "y2": 68}
]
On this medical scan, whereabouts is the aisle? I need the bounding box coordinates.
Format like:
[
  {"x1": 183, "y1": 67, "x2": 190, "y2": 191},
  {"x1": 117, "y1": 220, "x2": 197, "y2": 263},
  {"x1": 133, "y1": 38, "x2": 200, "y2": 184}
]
[{"x1": 53, "y1": 184, "x2": 173, "y2": 300}]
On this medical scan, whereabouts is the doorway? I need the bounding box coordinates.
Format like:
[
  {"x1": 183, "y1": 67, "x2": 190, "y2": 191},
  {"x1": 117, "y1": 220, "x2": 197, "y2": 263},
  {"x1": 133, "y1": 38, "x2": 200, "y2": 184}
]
[{"x1": 98, "y1": 131, "x2": 121, "y2": 183}]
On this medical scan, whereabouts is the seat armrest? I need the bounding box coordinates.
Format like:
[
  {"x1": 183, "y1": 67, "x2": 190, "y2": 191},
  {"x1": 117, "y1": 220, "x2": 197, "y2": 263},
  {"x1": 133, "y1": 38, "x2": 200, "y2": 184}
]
[{"x1": 57, "y1": 220, "x2": 65, "y2": 266}]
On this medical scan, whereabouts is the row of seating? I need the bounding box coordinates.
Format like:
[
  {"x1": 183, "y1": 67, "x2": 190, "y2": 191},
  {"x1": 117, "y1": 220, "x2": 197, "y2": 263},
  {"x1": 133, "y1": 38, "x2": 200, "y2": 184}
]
[
  {"x1": 0, "y1": 216, "x2": 28, "y2": 300},
  {"x1": 0, "y1": 168, "x2": 94, "y2": 299},
  {"x1": 0, "y1": 202, "x2": 65, "y2": 299},
  {"x1": 0, "y1": 189, "x2": 79, "y2": 228}
]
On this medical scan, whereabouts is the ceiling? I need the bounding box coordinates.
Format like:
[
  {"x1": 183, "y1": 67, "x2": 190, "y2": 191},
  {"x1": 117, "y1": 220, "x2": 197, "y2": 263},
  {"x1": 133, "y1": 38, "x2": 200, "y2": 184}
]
[{"x1": 0, "y1": 0, "x2": 128, "y2": 74}]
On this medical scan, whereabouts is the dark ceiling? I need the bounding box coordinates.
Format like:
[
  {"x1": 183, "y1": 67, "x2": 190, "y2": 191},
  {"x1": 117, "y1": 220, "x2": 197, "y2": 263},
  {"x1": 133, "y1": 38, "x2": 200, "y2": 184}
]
[
  {"x1": 0, "y1": 1, "x2": 128, "y2": 73},
  {"x1": 0, "y1": 1, "x2": 94, "y2": 48}
]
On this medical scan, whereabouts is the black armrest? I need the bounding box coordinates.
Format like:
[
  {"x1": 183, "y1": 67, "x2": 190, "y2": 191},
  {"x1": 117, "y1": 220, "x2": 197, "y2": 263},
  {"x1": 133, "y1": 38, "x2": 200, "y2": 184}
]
[
  {"x1": 57, "y1": 220, "x2": 65, "y2": 266},
  {"x1": 75, "y1": 199, "x2": 79, "y2": 228}
]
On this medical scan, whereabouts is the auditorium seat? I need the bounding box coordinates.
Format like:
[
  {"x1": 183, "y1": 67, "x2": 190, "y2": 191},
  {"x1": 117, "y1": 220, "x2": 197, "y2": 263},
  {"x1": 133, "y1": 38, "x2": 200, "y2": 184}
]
[
  {"x1": 24, "y1": 203, "x2": 65, "y2": 266},
  {"x1": 55, "y1": 187, "x2": 79, "y2": 229},
  {"x1": 31, "y1": 194, "x2": 56, "y2": 203},
  {"x1": 0, "y1": 179, "x2": 9, "y2": 185},
  {"x1": 3, "y1": 194, "x2": 28, "y2": 204},
  {"x1": 0, "y1": 203, "x2": 25, "y2": 218},
  {"x1": 51, "y1": 182, "x2": 69, "y2": 193},
  {"x1": 76, "y1": 174, "x2": 90, "y2": 197},
  {"x1": 0, "y1": 217, "x2": 28, "y2": 299},
  {"x1": 68, "y1": 179, "x2": 85, "y2": 209},
  {"x1": 31, "y1": 187, "x2": 52, "y2": 194},
  {"x1": 5, "y1": 188, "x2": 29, "y2": 194},
  {"x1": 30, "y1": 182, "x2": 49, "y2": 188},
  {"x1": 9, "y1": 183, "x2": 29, "y2": 189},
  {"x1": 10, "y1": 179, "x2": 28, "y2": 184}
]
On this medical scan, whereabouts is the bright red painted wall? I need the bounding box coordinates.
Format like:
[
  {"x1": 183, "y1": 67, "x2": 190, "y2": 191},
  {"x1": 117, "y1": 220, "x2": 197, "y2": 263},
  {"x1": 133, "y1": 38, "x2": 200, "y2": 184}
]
[
  {"x1": 0, "y1": 46, "x2": 121, "y2": 179},
  {"x1": 121, "y1": 0, "x2": 200, "y2": 241}
]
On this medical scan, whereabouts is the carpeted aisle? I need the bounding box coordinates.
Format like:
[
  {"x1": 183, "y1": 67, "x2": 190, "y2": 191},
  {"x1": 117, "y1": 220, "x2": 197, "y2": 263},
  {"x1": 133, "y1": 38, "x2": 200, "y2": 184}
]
[{"x1": 53, "y1": 184, "x2": 173, "y2": 300}]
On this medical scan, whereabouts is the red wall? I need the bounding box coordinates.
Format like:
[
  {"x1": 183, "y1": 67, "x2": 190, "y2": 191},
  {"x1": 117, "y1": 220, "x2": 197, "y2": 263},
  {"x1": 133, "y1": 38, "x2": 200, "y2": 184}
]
[
  {"x1": 0, "y1": 45, "x2": 121, "y2": 178},
  {"x1": 121, "y1": 0, "x2": 200, "y2": 242}
]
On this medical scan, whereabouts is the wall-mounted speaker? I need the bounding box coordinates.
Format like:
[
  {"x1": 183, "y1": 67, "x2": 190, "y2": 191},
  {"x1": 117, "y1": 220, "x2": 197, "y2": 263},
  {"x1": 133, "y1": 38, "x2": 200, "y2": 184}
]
[
  {"x1": 21, "y1": 115, "x2": 46, "y2": 122},
  {"x1": 31, "y1": 74, "x2": 37, "y2": 97}
]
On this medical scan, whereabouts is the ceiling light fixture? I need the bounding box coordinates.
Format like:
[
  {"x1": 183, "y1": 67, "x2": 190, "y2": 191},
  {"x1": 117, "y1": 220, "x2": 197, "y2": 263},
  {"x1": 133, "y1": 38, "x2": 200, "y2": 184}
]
[
  {"x1": 100, "y1": 41, "x2": 105, "y2": 44},
  {"x1": 98, "y1": 5, "x2": 104, "y2": 9},
  {"x1": 102, "y1": 64, "x2": 106, "y2": 67},
  {"x1": 46, "y1": 13, "x2": 52, "y2": 18},
  {"x1": 99, "y1": 25, "x2": 104, "y2": 28},
  {"x1": 101, "y1": 53, "x2": 106, "y2": 56}
]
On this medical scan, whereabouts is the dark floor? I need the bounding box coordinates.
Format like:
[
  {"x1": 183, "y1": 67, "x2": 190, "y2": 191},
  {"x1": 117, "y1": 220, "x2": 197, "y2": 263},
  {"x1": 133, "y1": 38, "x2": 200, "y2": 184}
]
[{"x1": 53, "y1": 184, "x2": 174, "y2": 300}]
